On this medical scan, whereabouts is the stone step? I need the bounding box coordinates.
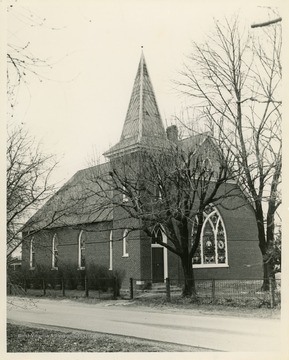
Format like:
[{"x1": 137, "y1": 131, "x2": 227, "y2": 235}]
[{"x1": 151, "y1": 283, "x2": 182, "y2": 293}]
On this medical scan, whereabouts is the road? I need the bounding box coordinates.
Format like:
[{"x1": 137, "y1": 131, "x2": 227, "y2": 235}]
[{"x1": 7, "y1": 297, "x2": 281, "y2": 352}]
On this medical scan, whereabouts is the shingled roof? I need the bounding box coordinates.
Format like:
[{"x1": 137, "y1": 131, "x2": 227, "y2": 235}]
[
  {"x1": 23, "y1": 53, "x2": 215, "y2": 232},
  {"x1": 23, "y1": 162, "x2": 113, "y2": 231},
  {"x1": 104, "y1": 51, "x2": 169, "y2": 157},
  {"x1": 23, "y1": 132, "x2": 215, "y2": 231}
]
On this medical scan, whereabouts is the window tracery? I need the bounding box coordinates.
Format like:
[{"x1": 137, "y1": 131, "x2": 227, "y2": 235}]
[{"x1": 192, "y1": 205, "x2": 228, "y2": 267}]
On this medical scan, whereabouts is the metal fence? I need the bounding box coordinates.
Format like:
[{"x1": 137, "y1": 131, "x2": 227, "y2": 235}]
[
  {"x1": 126, "y1": 278, "x2": 281, "y2": 308},
  {"x1": 7, "y1": 274, "x2": 281, "y2": 308}
]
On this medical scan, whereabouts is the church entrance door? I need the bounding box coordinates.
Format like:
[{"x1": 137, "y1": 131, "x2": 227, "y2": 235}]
[{"x1": 152, "y1": 247, "x2": 164, "y2": 283}]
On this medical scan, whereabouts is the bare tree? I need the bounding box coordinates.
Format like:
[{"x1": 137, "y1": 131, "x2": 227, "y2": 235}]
[
  {"x1": 6, "y1": 3, "x2": 60, "y2": 264},
  {"x1": 6, "y1": 125, "x2": 58, "y2": 264},
  {"x1": 87, "y1": 134, "x2": 240, "y2": 297},
  {"x1": 7, "y1": 2, "x2": 53, "y2": 109},
  {"x1": 178, "y1": 14, "x2": 281, "y2": 289}
]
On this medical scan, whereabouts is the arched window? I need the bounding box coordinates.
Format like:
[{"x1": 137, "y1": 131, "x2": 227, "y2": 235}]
[
  {"x1": 109, "y1": 230, "x2": 113, "y2": 270},
  {"x1": 202, "y1": 157, "x2": 212, "y2": 171},
  {"x1": 155, "y1": 185, "x2": 163, "y2": 201},
  {"x1": 192, "y1": 205, "x2": 228, "y2": 267},
  {"x1": 122, "y1": 229, "x2": 129, "y2": 257},
  {"x1": 52, "y1": 234, "x2": 58, "y2": 270},
  {"x1": 151, "y1": 228, "x2": 162, "y2": 246},
  {"x1": 78, "y1": 230, "x2": 86, "y2": 269},
  {"x1": 29, "y1": 237, "x2": 35, "y2": 269}
]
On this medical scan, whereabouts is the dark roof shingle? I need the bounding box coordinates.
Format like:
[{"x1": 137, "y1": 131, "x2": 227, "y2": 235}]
[{"x1": 23, "y1": 162, "x2": 113, "y2": 231}]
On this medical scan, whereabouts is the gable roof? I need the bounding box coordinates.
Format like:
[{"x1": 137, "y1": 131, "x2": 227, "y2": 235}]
[
  {"x1": 180, "y1": 132, "x2": 212, "y2": 154},
  {"x1": 104, "y1": 51, "x2": 168, "y2": 158},
  {"x1": 23, "y1": 131, "x2": 226, "y2": 232},
  {"x1": 23, "y1": 162, "x2": 113, "y2": 232}
]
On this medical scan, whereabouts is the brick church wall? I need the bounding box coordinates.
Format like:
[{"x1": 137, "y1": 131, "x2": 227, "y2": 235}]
[
  {"x1": 140, "y1": 231, "x2": 152, "y2": 281},
  {"x1": 111, "y1": 227, "x2": 142, "y2": 288},
  {"x1": 22, "y1": 221, "x2": 113, "y2": 274},
  {"x1": 21, "y1": 182, "x2": 263, "y2": 290}
]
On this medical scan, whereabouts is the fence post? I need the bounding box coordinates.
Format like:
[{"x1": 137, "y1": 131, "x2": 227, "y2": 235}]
[
  {"x1": 212, "y1": 279, "x2": 215, "y2": 301},
  {"x1": 85, "y1": 276, "x2": 89, "y2": 297},
  {"x1": 166, "y1": 278, "x2": 171, "y2": 302},
  {"x1": 269, "y1": 277, "x2": 275, "y2": 308},
  {"x1": 62, "y1": 277, "x2": 65, "y2": 297},
  {"x1": 113, "y1": 276, "x2": 117, "y2": 300},
  {"x1": 42, "y1": 279, "x2": 46, "y2": 296},
  {"x1": 130, "y1": 278, "x2": 134, "y2": 300}
]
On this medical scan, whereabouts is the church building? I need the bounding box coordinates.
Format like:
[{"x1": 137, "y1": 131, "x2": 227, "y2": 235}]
[{"x1": 21, "y1": 52, "x2": 263, "y2": 289}]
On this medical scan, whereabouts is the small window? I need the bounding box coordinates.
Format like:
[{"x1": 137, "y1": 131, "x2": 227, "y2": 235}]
[
  {"x1": 122, "y1": 229, "x2": 129, "y2": 257},
  {"x1": 29, "y1": 237, "x2": 35, "y2": 269},
  {"x1": 52, "y1": 234, "x2": 58, "y2": 270},
  {"x1": 78, "y1": 230, "x2": 86, "y2": 269},
  {"x1": 109, "y1": 230, "x2": 113, "y2": 270}
]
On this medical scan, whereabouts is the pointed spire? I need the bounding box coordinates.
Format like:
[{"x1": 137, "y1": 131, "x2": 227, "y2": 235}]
[{"x1": 104, "y1": 50, "x2": 167, "y2": 158}]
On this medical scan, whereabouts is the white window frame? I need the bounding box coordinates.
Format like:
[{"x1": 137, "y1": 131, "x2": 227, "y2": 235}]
[
  {"x1": 109, "y1": 230, "x2": 113, "y2": 270},
  {"x1": 52, "y1": 233, "x2": 58, "y2": 270},
  {"x1": 78, "y1": 230, "x2": 85, "y2": 270},
  {"x1": 122, "y1": 229, "x2": 129, "y2": 257},
  {"x1": 192, "y1": 206, "x2": 228, "y2": 269},
  {"x1": 29, "y1": 237, "x2": 35, "y2": 270}
]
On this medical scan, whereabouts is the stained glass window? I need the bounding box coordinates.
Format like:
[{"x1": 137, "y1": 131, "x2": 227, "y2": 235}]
[
  {"x1": 192, "y1": 205, "x2": 227, "y2": 267},
  {"x1": 192, "y1": 217, "x2": 201, "y2": 264},
  {"x1": 203, "y1": 221, "x2": 216, "y2": 264}
]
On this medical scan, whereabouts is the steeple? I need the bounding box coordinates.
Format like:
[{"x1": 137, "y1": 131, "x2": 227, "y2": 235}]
[{"x1": 104, "y1": 50, "x2": 168, "y2": 158}]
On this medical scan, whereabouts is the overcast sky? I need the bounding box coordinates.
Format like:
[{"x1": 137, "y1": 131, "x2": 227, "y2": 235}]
[{"x1": 7, "y1": 0, "x2": 280, "y2": 187}]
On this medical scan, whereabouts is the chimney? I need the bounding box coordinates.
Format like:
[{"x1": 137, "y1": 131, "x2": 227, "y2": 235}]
[{"x1": 166, "y1": 125, "x2": 178, "y2": 143}]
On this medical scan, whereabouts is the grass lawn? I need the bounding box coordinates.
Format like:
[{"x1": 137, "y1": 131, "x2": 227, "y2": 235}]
[{"x1": 7, "y1": 322, "x2": 211, "y2": 352}]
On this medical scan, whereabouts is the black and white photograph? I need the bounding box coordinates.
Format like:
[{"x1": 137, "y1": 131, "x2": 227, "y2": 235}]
[{"x1": 4, "y1": 0, "x2": 287, "y2": 357}]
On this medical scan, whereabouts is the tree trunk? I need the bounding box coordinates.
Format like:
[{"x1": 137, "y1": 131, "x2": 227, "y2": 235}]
[
  {"x1": 262, "y1": 195, "x2": 278, "y2": 291},
  {"x1": 181, "y1": 255, "x2": 197, "y2": 298},
  {"x1": 255, "y1": 205, "x2": 271, "y2": 291},
  {"x1": 261, "y1": 259, "x2": 270, "y2": 291},
  {"x1": 261, "y1": 256, "x2": 275, "y2": 291}
]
